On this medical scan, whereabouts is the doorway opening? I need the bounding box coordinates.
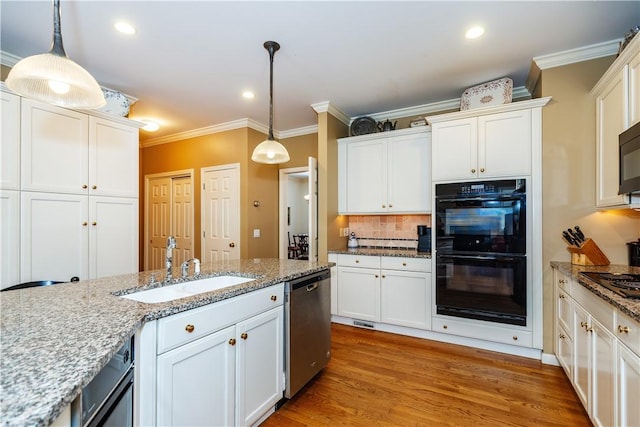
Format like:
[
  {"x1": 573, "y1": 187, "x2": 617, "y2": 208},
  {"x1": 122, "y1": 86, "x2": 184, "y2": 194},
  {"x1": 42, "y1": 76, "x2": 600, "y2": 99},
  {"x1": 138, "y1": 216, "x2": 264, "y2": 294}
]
[
  {"x1": 144, "y1": 170, "x2": 194, "y2": 271},
  {"x1": 279, "y1": 157, "x2": 318, "y2": 261}
]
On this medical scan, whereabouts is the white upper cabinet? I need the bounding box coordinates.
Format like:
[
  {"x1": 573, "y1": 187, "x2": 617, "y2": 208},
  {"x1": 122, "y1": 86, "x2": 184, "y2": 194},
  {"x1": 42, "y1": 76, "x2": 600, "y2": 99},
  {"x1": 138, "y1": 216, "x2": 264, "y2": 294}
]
[
  {"x1": 338, "y1": 127, "x2": 431, "y2": 214},
  {"x1": 429, "y1": 101, "x2": 545, "y2": 182},
  {"x1": 592, "y1": 35, "x2": 640, "y2": 209},
  {"x1": 21, "y1": 99, "x2": 139, "y2": 198},
  {"x1": 1, "y1": 91, "x2": 20, "y2": 190}
]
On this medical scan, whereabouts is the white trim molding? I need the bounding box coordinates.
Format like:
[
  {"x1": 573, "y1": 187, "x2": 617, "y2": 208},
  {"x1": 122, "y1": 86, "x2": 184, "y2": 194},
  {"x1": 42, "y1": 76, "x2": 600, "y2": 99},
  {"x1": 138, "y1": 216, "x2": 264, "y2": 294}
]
[{"x1": 533, "y1": 39, "x2": 621, "y2": 70}]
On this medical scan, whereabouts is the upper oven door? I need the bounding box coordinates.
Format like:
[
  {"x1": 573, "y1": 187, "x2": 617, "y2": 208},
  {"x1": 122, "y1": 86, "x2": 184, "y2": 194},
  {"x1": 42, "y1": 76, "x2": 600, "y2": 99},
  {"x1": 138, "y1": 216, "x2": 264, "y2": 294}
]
[{"x1": 435, "y1": 180, "x2": 526, "y2": 255}]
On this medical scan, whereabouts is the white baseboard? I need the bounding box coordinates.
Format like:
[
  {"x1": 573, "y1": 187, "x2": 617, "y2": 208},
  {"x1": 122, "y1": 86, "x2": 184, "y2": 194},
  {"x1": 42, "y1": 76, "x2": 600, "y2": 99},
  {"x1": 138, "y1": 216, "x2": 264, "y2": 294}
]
[
  {"x1": 331, "y1": 315, "x2": 543, "y2": 360},
  {"x1": 541, "y1": 352, "x2": 560, "y2": 366}
]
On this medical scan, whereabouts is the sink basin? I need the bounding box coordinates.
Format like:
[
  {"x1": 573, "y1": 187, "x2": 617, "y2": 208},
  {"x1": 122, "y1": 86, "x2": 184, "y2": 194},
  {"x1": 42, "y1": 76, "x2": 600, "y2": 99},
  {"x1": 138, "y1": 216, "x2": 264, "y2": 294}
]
[{"x1": 120, "y1": 276, "x2": 255, "y2": 303}]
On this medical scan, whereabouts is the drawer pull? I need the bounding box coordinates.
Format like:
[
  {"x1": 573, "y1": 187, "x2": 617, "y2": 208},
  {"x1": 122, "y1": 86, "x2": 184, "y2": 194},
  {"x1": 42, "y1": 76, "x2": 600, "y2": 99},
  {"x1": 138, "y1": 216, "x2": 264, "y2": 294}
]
[
  {"x1": 443, "y1": 325, "x2": 448, "y2": 329},
  {"x1": 355, "y1": 260, "x2": 360, "y2": 263},
  {"x1": 241, "y1": 332, "x2": 248, "y2": 340},
  {"x1": 402, "y1": 262, "x2": 407, "y2": 266},
  {"x1": 580, "y1": 321, "x2": 588, "y2": 329},
  {"x1": 559, "y1": 279, "x2": 566, "y2": 284},
  {"x1": 229, "y1": 338, "x2": 236, "y2": 346},
  {"x1": 512, "y1": 336, "x2": 518, "y2": 341},
  {"x1": 185, "y1": 324, "x2": 195, "y2": 333},
  {"x1": 270, "y1": 295, "x2": 277, "y2": 301},
  {"x1": 559, "y1": 333, "x2": 566, "y2": 340},
  {"x1": 618, "y1": 325, "x2": 630, "y2": 334}
]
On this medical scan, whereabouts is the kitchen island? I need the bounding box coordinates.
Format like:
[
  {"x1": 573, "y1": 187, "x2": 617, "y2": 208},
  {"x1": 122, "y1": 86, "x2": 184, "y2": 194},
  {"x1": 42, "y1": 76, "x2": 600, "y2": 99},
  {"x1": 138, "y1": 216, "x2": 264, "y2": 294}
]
[{"x1": 0, "y1": 258, "x2": 332, "y2": 427}]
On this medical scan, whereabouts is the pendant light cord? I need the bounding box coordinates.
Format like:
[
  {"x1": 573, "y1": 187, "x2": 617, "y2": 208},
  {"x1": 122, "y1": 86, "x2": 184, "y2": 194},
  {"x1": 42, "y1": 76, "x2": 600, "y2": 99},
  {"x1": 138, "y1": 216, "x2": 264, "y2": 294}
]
[
  {"x1": 50, "y1": 0, "x2": 67, "y2": 57},
  {"x1": 264, "y1": 41, "x2": 280, "y2": 141}
]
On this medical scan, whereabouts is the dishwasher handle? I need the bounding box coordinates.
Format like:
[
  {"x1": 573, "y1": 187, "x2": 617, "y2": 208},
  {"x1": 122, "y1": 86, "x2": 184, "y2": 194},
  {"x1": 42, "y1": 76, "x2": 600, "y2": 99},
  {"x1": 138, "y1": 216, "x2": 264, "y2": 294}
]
[{"x1": 287, "y1": 270, "x2": 330, "y2": 292}]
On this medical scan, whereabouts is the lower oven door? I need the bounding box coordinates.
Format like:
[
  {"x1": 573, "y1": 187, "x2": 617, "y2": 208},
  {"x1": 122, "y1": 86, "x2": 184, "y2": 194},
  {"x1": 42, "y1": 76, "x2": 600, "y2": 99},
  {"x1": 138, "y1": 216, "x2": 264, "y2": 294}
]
[{"x1": 436, "y1": 253, "x2": 526, "y2": 326}]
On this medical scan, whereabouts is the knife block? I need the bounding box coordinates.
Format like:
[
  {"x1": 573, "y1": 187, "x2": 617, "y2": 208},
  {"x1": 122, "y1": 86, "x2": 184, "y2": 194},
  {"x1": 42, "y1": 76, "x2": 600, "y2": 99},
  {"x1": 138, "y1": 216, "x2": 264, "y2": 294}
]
[{"x1": 567, "y1": 238, "x2": 610, "y2": 266}]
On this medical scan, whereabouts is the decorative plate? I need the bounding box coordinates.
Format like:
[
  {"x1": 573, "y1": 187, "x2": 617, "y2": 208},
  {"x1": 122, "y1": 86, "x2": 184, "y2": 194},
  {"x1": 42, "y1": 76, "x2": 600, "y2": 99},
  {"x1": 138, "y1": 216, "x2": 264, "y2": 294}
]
[
  {"x1": 350, "y1": 116, "x2": 377, "y2": 136},
  {"x1": 98, "y1": 88, "x2": 130, "y2": 117},
  {"x1": 460, "y1": 77, "x2": 513, "y2": 111}
]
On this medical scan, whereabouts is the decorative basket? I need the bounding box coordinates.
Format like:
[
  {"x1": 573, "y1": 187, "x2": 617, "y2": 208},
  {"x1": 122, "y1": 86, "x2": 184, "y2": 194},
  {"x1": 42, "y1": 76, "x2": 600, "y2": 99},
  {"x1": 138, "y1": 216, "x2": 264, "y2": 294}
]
[{"x1": 460, "y1": 77, "x2": 513, "y2": 111}]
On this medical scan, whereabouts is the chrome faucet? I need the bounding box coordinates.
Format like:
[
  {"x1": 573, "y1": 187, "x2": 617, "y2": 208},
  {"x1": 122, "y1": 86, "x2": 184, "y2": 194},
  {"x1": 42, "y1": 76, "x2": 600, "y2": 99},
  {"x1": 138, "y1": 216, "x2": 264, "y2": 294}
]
[
  {"x1": 180, "y1": 258, "x2": 201, "y2": 280},
  {"x1": 165, "y1": 236, "x2": 177, "y2": 283}
]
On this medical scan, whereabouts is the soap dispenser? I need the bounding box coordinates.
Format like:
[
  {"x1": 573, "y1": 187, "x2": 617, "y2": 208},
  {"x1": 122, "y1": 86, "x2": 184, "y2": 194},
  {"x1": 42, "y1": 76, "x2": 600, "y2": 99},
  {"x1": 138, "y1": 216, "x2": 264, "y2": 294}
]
[{"x1": 348, "y1": 232, "x2": 359, "y2": 249}]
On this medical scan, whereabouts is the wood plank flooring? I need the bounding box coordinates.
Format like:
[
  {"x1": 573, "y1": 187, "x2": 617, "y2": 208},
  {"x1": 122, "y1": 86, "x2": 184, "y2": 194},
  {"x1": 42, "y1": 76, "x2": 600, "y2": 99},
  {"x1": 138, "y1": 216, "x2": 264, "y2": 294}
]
[{"x1": 262, "y1": 323, "x2": 591, "y2": 427}]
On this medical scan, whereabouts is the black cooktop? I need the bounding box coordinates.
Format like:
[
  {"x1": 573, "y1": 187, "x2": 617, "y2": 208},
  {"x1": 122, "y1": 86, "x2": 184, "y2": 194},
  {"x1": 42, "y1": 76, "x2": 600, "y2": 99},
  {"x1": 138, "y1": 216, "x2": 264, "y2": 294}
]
[{"x1": 580, "y1": 272, "x2": 640, "y2": 299}]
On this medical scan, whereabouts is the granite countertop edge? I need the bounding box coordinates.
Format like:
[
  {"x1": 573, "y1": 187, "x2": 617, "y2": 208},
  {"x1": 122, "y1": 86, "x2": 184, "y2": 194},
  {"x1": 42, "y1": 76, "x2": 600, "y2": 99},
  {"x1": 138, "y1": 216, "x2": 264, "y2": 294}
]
[
  {"x1": 550, "y1": 261, "x2": 640, "y2": 322},
  {"x1": 328, "y1": 248, "x2": 432, "y2": 258},
  {"x1": 0, "y1": 258, "x2": 332, "y2": 427}
]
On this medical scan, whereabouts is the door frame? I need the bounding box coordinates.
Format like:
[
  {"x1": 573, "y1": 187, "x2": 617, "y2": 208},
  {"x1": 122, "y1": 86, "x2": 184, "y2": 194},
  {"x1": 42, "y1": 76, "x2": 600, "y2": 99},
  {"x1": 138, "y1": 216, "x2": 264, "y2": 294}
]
[
  {"x1": 143, "y1": 169, "x2": 194, "y2": 271},
  {"x1": 279, "y1": 157, "x2": 317, "y2": 261}
]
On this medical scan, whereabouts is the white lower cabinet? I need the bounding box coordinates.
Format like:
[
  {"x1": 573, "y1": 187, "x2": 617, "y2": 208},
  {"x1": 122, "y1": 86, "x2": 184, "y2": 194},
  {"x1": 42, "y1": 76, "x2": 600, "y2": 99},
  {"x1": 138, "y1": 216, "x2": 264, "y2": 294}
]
[
  {"x1": 553, "y1": 266, "x2": 640, "y2": 427},
  {"x1": 157, "y1": 325, "x2": 236, "y2": 426},
  {"x1": 139, "y1": 284, "x2": 285, "y2": 427},
  {"x1": 1, "y1": 190, "x2": 20, "y2": 288},
  {"x1": 335, "y1": 254, "x2": 430, "y2": 329}
]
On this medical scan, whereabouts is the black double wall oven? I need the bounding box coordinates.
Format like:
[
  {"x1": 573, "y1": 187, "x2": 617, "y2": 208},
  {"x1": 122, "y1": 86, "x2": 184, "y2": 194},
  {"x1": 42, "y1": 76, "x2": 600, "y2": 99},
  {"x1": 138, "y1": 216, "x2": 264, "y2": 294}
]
[{"x1": 435, "y1": 179, "x2": 527, "y2": 326}]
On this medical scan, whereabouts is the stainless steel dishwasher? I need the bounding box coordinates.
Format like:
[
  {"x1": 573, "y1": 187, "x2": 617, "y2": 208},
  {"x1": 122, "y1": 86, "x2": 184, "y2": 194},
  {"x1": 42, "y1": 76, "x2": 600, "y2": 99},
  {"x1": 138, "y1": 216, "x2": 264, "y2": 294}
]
[{"x1": 284, "y1": 269, "x2": 331, "y2": 398}]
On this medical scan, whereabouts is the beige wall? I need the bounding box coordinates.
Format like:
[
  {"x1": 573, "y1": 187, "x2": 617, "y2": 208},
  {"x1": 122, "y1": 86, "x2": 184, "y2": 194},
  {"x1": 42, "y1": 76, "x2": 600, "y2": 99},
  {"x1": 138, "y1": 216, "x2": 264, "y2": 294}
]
[
  {"x1": 540, "y1": 56, "x2": 640, "y2": 353},
  {"x1": 139, "y1": 126, "x2": 321, "y2": 267}
]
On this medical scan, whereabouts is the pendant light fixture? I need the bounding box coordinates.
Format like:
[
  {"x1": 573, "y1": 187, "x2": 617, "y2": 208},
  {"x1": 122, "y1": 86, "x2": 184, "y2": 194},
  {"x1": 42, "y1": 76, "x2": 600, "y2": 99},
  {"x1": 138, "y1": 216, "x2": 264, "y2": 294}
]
[
  {"x1": 251, "y1": 41, "x2": 290, "y2": 164},
  {"x1": 6, "y1": 0, "x2": 106, "y2": 109}
]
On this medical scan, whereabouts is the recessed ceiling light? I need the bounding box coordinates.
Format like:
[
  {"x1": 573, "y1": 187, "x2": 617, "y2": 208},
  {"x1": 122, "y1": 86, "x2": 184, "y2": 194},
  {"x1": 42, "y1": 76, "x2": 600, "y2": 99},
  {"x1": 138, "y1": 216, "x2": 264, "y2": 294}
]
[
  {"x1": 141, "y1": 120, "x2": 160, "y2": 132},
  {"x1": 115, "y1": 22, "x2": 136, "y2": 35},
  {"x1": 242, "y1": 91, "x2": 255, "y2": 99},
  {"x1": 465, "y1": 26, "x2": 485, "y2": 39}
]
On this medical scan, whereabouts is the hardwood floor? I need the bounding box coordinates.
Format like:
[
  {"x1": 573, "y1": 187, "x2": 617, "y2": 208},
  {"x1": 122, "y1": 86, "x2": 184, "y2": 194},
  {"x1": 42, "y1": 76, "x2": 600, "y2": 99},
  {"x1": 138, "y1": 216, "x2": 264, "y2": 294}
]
[{"x1": 262, "y1": 323, "x2": 591, "y2": 427}]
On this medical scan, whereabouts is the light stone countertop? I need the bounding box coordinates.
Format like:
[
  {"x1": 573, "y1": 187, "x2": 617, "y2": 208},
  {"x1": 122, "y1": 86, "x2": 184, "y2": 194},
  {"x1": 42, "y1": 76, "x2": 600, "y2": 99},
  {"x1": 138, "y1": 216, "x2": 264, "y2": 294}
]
[
  {"x1": 550, "y1": 261, "x2": 640, "y2": 322},
  {"x1": 328, "y1": 247, "x2": 431, "y2": 258},
  {"x1": 0, "y1": 258, "x2": 332, "y2": 427}
]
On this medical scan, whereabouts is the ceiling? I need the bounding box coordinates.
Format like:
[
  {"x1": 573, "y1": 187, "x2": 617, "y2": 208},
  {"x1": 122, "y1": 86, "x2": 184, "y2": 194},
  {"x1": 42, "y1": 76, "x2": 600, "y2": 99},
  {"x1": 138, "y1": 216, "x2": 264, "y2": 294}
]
[{"x1": 1, "y1": 1, "x2": 639, "y2": 143}]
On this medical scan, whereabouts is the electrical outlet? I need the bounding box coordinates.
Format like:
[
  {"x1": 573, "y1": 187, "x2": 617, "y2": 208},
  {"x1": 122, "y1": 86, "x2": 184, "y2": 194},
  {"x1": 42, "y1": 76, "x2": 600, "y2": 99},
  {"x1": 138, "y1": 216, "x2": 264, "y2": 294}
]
[
  {"x1": 343, "y1": 227, "x2": 350, "y2": 237},
  {"x1": 253, "y1": 229, "x2": 260, "y2": 238}
]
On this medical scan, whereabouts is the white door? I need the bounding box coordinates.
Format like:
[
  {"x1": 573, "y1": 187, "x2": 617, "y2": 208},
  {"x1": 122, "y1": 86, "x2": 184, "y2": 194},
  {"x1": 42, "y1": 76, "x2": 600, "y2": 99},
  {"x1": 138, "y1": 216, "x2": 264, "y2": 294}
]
[
  {"x1": 1, "y1": 190, "x2": 20, "y2": 288},
  {"x1": 89, "y1": 196, "x2": 138, "y2": 279},
  {"x1": 308, "y1": 156, "x2": 318, "y2": 262},
  {"x1": 1, "y1": 91, "x2": 20, "y2": 190},
  {"x1": 172, "y1": 176, "x2": 193, "y2": 267},
  {"x1": 380, "y1": 270, "x2": 430, "y2": 329},
  {"x1": 156, "y1": 325, "x2": 236, "y2": 427},
  {"x1": 201, "y1": 164, "x2": 240, "y2": 263},
  {"x1": 147, "y1": 176, "x2": 171, "y2": 270}
]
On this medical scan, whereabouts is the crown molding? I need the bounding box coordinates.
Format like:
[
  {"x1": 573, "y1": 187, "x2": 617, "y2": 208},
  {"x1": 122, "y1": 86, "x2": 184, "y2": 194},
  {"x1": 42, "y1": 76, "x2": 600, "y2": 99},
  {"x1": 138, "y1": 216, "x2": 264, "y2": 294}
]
[
  {"x1": 280, "y1": 125, "x2": 318, "y2": 139},
  {"x1": 533, "y1": 39, "x2": 621, "y2": 70},
  {"x1": 311, "y1": 101, "x2": 350, "y2": 125}
]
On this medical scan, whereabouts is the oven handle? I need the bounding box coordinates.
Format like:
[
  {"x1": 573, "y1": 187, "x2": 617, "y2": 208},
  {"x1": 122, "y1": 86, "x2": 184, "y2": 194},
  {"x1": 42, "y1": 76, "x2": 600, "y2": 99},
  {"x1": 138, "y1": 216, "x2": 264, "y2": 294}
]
[
  {"x1": 435, "y1": 195, "x2": 524, "y2": 203},
  {"x1": 437, "y1": 253, "x2": 524, "y2": 262}
]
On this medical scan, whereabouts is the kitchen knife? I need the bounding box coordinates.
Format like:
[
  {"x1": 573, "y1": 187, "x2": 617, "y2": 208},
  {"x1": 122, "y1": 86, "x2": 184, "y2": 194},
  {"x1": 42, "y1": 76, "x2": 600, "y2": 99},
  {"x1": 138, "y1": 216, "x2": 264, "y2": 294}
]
[
  {"x1": 574, "y1": 226, "x2": 586, "y2": 242},
  {"x1": 567, "y1": 228, "x2": 582, "y2": 246},
  {"x1": 562, "y1": 231, "x2": 577, "y2": 246}
]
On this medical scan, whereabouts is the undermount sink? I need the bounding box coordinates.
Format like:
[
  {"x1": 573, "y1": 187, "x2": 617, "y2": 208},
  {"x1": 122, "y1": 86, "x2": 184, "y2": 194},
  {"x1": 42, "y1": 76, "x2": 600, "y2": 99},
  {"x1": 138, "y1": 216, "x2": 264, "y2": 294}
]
[{"x1": 120, "y1": 276, "x2": 255, "y2": 304}]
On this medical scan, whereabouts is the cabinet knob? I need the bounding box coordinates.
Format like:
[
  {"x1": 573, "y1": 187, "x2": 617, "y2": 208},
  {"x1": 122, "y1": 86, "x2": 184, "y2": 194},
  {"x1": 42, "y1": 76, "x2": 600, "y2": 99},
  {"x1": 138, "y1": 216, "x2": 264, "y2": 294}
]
[
  {"x1": 82, "y1": 222, "x2": 88, "y2": 226},
  {"x1": 270, "y1": 295, "x2": 277, "y2": 301},
  {"x1": 402, "y1": 262, "x2": 407, "y2": 266},
  {"x1": 382, "y1": 204, "x2": 386, "y2": 208},
  {"x1": 480, "y1": 168, "x2": 485, "y2": 173},
  {"x1": 92, "y1": 185, "x2": 97, "y2": 190},
  {"x1": 241, "y1": 332, "x2": 248, "y2": 340},
  {"x1": 355, "y1": 260, "x2": 360, "y2": 263},
  {"x1": 559, "y1": 333, "x2": 566, "y2": 340},
  {"x1": 559, "y1": 294, "x2": 565, "y2": 299},
  {"x1": 580, "y1": 321, "x2": 588, "y2": 329},
  {"x1": 471, "y1": 169, "x2": 476, "y2": 173},
  {"x1": 559, "y1": 279, "x2": 566, "y2": 284},
  {"x1": 375, "y1": 274, "x2": 379, "y2": 278},
  {"x1": 512, "y1": 336, "x2": 518, "y2": 341},
  {"x1": 381, "y1": 275, "x2": 386, "y2": 278},
  {"x1": 82, "y1": 184, "x2": 88, "y2": 189},
  {"x1": 185, "y1": 324, "x2": 195, "y2": 333},
  {"x1": 229, "y1": 338, "x2": 236, "y2": 346},
  {"x1": 92, "y1": 222, "x2": 97, "y2": 226},
  {"x1": 388, "y1": 204, "x2": 393, "y2": 208},
  {"x1": 229, "y1": 242, "x2": 235, "y2": 248},
  {"x1": 618, "y1": 325, "x2": 630, "y2": 334},
  {"x1": 443, "y1": 325, "x2": 448, "y2": 329}
]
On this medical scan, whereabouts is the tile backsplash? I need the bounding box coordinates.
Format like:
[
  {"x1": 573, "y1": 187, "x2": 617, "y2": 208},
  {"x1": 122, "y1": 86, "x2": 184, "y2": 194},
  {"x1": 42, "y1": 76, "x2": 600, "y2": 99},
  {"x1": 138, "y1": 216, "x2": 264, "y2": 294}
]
[{"x1": 347, "y1": 214, "x2": 431, "y2": 249}]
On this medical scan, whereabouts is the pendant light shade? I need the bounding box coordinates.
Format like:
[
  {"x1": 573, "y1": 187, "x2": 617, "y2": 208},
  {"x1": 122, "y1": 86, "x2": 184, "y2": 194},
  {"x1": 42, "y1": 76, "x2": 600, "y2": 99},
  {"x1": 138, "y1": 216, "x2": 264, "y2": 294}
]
[
  {"x1": 251, "y1": 41, "x2": 290, "y2": 164},
  {"x1": 5, "y1": 0, "x2": 105, "y2": 109}
]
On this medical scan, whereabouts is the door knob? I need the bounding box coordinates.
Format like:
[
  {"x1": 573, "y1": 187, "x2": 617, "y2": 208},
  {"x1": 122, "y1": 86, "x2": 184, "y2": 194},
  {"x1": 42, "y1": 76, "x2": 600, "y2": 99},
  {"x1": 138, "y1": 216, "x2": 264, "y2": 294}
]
[{"x1": 229, "y1": 242, "x2": 235, "y2": 248}]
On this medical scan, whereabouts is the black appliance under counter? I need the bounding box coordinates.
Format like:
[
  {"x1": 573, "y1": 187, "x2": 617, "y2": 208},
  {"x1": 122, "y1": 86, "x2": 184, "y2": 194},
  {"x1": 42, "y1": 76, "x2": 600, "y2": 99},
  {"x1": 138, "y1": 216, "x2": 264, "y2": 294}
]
[{"x1": 551, "y1": 261, "x2": 640, "y2": 322}]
